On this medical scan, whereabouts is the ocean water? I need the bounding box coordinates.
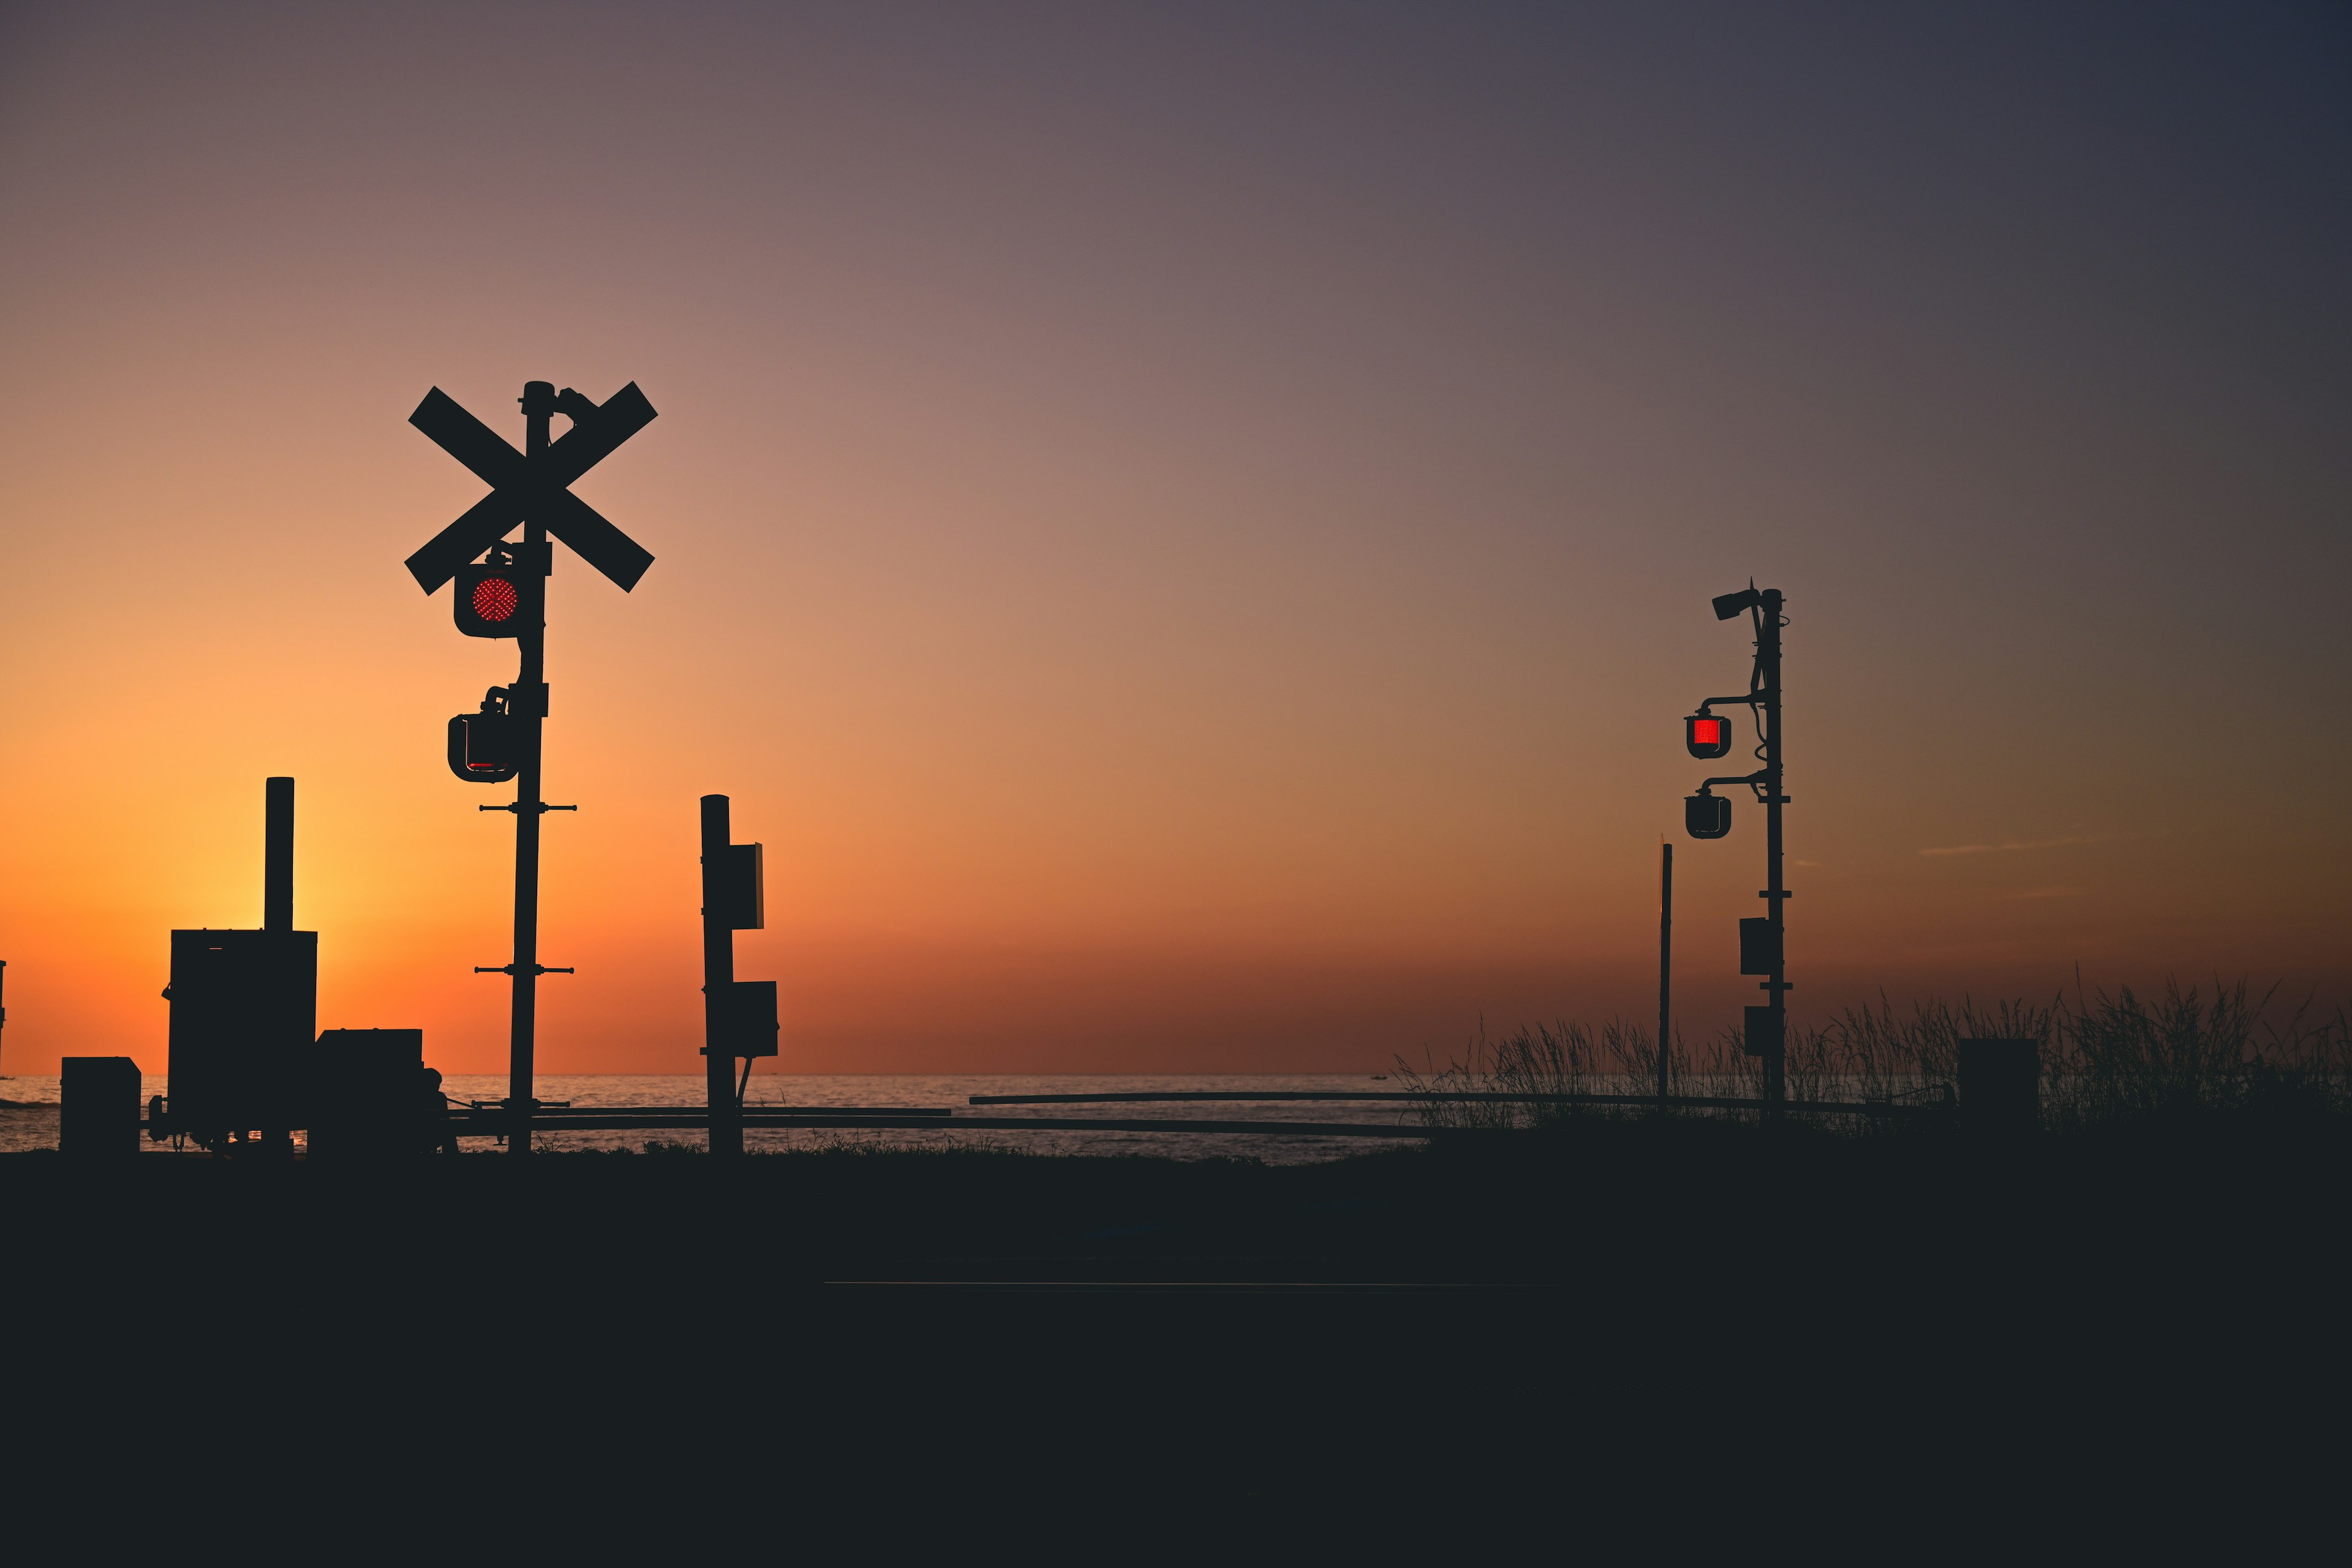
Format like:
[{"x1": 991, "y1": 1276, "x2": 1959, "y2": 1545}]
[{"x1": 0, "y1": 1072, "x2": 1428, "y2": 1164}]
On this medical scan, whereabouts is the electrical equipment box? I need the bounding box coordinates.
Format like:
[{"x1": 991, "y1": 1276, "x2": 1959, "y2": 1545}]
[
  {"x1": 723, "y1": 980, "x2": 779, "y2": 1058},
  {"x1": 60, "y1": 1057, "x2": 142, "y2": 1157},
  {"x1": 166, "y1": 929, "x2": 318, "y2": 1147},
  {"x1": 310, "y1": 1029, "x2": 427, "y2": 1159},
  {"x1": 713, "y1": 843, "x2": 763, "y2": 930}
]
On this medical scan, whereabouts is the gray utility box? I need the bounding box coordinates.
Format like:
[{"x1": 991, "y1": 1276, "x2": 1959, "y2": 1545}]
[
  {"x1": 166, "y1": 927, "x2": 317, "y2": 1145},
  {"x1": 61, "y1": 1057, "x2": 143, "y2": 1156},
  {"x1": 310, "y1": 1029, "x2": 428, "y2": 1158}
]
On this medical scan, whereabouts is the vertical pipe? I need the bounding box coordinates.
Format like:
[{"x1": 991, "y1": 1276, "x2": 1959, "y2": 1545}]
[
  {"x1": 508, "y1": 380, "x2": 555, "y2": 1155},
  {"x1": 1760, "y1": 589, "x2": 1787, "y2": 1110},
  {"x1": 0, "y1": 960, "x2": 9, "y2": 1077},
  {"x1": 264, "y1": 777, "x2": 294, "y2": 932},
  {"x1": 1657, "y1": 842, "x2": 1672, "y2": 1103},
  {"x1": 700, "y1": 794, "x2": 742, "y2": 1157},
  {"x1": 262, "y1": 776, "x2": 296, "y2": 1154}
]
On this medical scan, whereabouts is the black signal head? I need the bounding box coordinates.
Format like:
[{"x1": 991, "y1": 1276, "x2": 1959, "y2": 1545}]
[
  {"x1": 454, "y1": 559, "x2": 540, "y2": 639},
  {"x1": 446, "y1": 705, "x2": 519, "y2": 783},
  {"x1": 1685, "y1": 791, "x2": 1732, "y2": 840}
]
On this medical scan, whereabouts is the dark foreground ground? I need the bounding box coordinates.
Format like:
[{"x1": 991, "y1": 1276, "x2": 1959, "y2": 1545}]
[{"x1": 2, "y1": 1116, "x2": 2343, "y2": 1541}]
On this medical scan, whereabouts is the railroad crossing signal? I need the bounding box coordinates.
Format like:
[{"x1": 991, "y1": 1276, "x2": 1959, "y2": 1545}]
[
  {"x1": 1676, "y1": 581, "x2": 1790, "y2": 1102},
  {"x1": 407, "y1": 378, "x2": 658, "y2": 1156},
  {"x1": 405, "y1": 382, "x2": 657, "y2": 594}
]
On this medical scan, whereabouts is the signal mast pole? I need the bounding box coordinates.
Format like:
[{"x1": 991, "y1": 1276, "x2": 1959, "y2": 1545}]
[
  {"x1": 1758, "y1": 589, "x2": 1787, "y2": 1109},
  {"x1": 506, "y1": 380, "x2": 554, "y2": 1155},
  {"x1": 700, "y1": 794, "x2": 743, "y2": 1159},
  {"x1": 1683, "y1": 584, "x2": 1789, "y2": 1112}
]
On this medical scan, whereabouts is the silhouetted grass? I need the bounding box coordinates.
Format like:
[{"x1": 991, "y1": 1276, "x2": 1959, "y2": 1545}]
[
  {"x1": 608, "y1": 1134, "x2": 1047, "y2": 1158},
  {"x1": 1396, "y1": 978, "x2": 2352, "y2": 1133}
]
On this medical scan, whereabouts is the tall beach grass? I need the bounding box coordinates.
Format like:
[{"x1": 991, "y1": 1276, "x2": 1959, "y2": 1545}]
[{"x1": 1395, "y1": 979, "x2": 2352, "y2": 1133}]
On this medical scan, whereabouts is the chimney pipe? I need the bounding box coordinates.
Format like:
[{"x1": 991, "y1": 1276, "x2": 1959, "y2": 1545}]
[{"x1": 265, "y1": 777, "x2": 294, "y2": 932}]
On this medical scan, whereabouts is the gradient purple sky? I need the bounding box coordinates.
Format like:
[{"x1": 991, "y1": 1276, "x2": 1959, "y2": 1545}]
[{"x1": 1, "y1": 3, "x2": 2345, "y2": 1074}]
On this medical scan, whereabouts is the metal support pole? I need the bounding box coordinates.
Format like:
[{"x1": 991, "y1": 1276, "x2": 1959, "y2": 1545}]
[
  {"x1": 1759, "y1": 589, "x2": 1787, "y2": 1110},
  {"x1": 264, "y1": 777, "x2": 294, "y2": 933},
  {"x1": 1657, "y1": 842, "x2": 1672, "y2": 1104},
  {"x1": 700, "y1": 794, "x2": 743, "y2": 1158},
  {"x1": 507, "y1": 380, "x2": 556, "y2": 1155}
]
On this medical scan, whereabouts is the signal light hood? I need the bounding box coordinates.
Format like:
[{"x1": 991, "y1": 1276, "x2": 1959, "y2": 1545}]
[{"x1": 1712, "y1": 587, "x2": 1761, "y2": 621}]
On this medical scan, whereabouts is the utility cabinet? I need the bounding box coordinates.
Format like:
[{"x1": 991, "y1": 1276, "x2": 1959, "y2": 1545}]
[{"x1": 165, "y1": 927, "x2": 317, "y2": 1147}]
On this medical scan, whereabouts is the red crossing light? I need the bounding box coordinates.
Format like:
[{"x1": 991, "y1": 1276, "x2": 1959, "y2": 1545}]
[
  {"x1": 472, "y1": 576, "x2": 519, "y2": 624},
  {"x1": 1686, "y1": 712, "x2": 1733, "y2": 759},
  {"x1": 454, "y1": 559, "x2": 540, "y2": 639}
]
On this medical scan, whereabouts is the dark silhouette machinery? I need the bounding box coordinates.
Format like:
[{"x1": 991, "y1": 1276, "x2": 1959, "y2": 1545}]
[{"x1": 149, "y1": 778, "x2": 440, "y2": 1155}]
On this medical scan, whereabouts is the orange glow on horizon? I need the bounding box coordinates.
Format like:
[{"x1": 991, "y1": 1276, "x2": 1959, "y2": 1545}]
[{"x1": 0, "y1": 8, "x2": 2345, "y2": 1077}]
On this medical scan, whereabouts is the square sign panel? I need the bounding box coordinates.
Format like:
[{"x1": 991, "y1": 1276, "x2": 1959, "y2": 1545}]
[{"x1": 715, "y1": 843, "x2": 763, "y2": 930}]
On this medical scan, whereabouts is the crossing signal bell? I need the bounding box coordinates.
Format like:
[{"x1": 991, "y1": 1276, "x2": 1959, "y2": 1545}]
[
  {"x1": 1686, "y1": 712, "x2": 1733, "y2": 759},
  {"x1": 454, "y1": 556, "x2": 542, "y2": 639}
]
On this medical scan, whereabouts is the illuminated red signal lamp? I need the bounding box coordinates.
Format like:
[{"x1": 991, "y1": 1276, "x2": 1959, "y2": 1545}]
[
  {"x1": 1686, "y1": 791, "x2": 1731, "y2": 840},
  {"x1": 1686, "y1": 712, "x2": 1733, "y2": 759},
  {"x1": 454, "y1": 560, "x2": 540, "y2": 639}
]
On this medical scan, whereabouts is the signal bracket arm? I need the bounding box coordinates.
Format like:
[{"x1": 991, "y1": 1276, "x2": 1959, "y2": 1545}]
[{"x1": 479, "y1": 802, "x2": 579, "y2": 815}]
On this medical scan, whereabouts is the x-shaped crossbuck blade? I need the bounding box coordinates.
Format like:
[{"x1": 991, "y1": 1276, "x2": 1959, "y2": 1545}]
[{"x1": 404, "y1": 383, "x2": 658, "y2": 594}]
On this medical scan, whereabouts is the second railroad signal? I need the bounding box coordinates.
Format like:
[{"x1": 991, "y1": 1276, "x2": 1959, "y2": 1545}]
[
  {"x1": 447, "y1": 688, "x2": 520, "y2": 783},
  {"x1": 1673, "y1": 579, "x2": 1789, "y2": 1106}
]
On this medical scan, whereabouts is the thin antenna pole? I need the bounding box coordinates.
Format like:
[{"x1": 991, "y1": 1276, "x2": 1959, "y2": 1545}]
[{"x1": 1657, "y1": 841, "x2": 1672, "y2": 1103}]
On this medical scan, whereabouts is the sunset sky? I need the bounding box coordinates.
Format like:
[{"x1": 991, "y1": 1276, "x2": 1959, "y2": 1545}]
[{"x1": 1, "y1": 3, "x2": 2345, "y2": 1076}]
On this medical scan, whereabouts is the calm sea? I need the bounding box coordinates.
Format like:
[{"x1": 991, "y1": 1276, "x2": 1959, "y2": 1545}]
[{"x1": 0, "y1": 1073, "x2": 1425, "y2": 1164}]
